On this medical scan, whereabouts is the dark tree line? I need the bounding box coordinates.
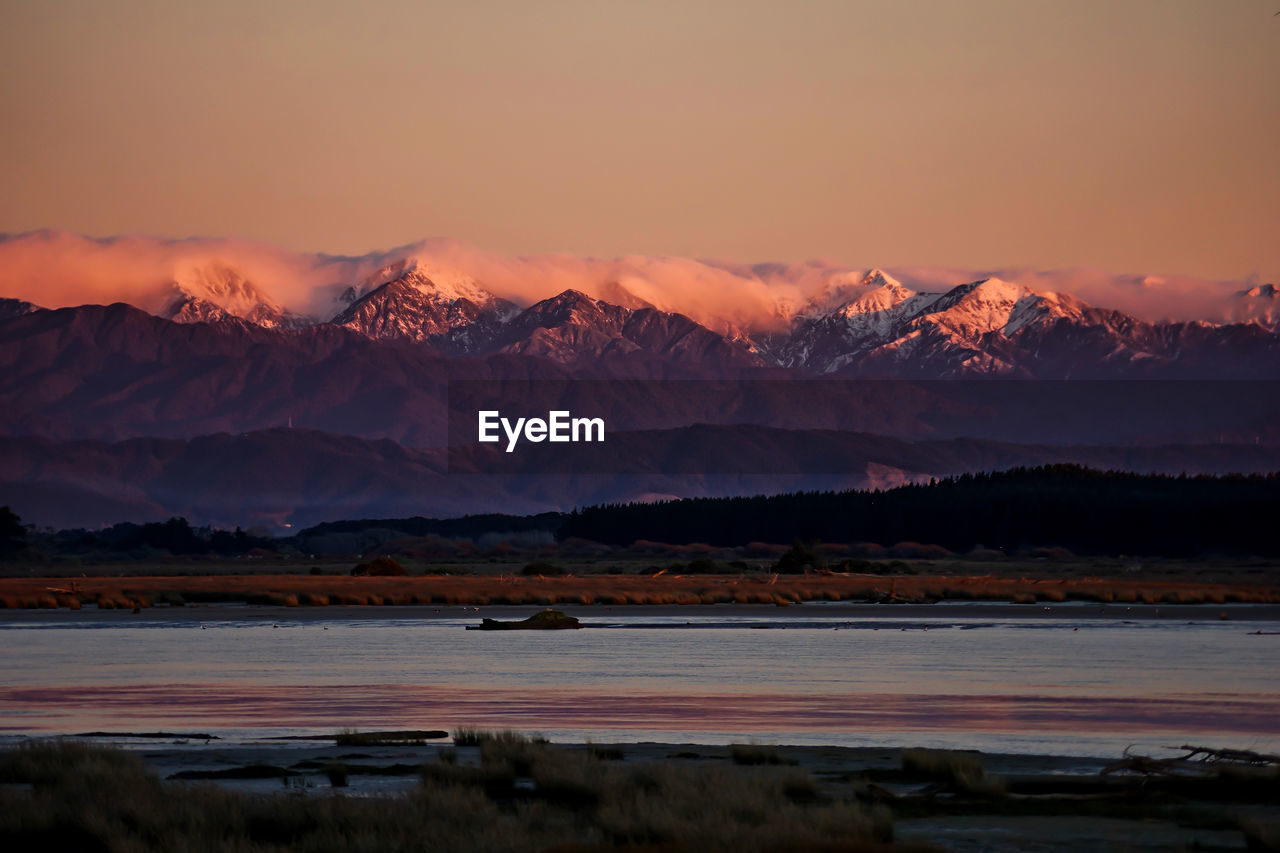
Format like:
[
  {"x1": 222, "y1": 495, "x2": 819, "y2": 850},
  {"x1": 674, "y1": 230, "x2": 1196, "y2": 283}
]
[
  {"x1": 0, "y1": 506, "x2": 26, "y2": 557},
  {"x1": 300, "y1": 512, "x2": 567, "y2": 540},
  {"x1": 49, "y1": 518, "x2": 276, "y2": 557},
  {"x1": 557, "y1": 466, "x2": 1280, "y2": 557}
]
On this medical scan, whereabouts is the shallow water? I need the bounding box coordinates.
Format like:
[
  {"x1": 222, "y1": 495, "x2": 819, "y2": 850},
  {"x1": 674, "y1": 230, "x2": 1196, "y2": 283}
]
[{"x1": 1, "y1": 604, "x2": 1277, "y2": 757}]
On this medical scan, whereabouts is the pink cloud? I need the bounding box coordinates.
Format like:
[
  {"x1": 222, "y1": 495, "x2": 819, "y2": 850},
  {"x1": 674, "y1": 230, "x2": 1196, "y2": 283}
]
[{"x1": 0, "y1": 230, "x2": 1267, "y2": 329}]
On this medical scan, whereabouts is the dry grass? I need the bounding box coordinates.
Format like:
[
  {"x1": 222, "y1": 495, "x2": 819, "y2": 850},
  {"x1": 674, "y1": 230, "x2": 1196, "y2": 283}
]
[
  {"x1": 424, "y1": 733, "x2": 893, "y2": 851},
  {"x1": 730, "y1": 743, "x2": 799, "y2": 767},
  {"x1": 901, "y1": 749, "x2": 1006, "y2": 798},
  {"x1": 0, "y1": 739, "x2": 893, "y2": 852},
  {"x1": 0, "y1": 572, "x2": 1275, "y2": 611}
]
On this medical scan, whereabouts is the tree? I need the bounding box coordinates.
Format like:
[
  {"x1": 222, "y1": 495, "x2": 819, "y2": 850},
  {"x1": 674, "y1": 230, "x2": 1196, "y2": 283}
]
[{"x1": 0, "y1": 506, "x2": 27, "y2": 557}]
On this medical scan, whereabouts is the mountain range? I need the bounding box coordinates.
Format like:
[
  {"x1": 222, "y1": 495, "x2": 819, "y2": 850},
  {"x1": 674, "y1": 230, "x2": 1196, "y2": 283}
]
[
  {"x1": 19, "y1": 256, "x2": 1279, "y2": 379},
  {"x1": 2, "y1": 250, "x2": 1279, "y2": 530}
]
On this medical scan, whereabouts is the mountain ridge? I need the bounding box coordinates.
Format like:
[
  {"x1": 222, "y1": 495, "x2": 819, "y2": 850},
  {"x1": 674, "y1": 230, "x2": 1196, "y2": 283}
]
[
  {"x1": 5, "y1": 426, "x2": 1279, "y2": 530},
  {"x1": 10, "y1": 261, "x2": 1278, "y2": 378}
]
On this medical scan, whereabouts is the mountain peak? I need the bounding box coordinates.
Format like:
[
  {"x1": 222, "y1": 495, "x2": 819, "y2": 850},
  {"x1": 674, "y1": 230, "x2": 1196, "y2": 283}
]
[
  {"x1": 961, "y1": 276, "x2": 1022, "y2": 299},
  {"x1": 796, "y1": 267, "x2": 910, "y2": 320},
  {"x1": 0, "y1": 297, "x2": 42, "y2": 321},
  {"x1": 163, "y1": 262, "x2": 311, "y2": 329},
  {"x1": 513, "y1": 289, "x2": 614, "y2": 328},
  {"x1": 1232, "y1": 283, "x2": 1279, "y2": 327},
  {"x1": 832, "y1": 278, "x2": 915, "y2": 318},
  {"x1": 330, "y1": 265, "x2": 514, "y2": 347},
  {"x1": 861, "y1": 268, "x2": 901, "y2": 288},
  {"x1": 1241, "y1": 283, "x2": 1278, "y2": 300},
  {"x1": 340, "y1": 257, "x2": 499, "y2": 313},
  {"x1": 545, "y1": 288, "x2": 596, "y2": 304}
]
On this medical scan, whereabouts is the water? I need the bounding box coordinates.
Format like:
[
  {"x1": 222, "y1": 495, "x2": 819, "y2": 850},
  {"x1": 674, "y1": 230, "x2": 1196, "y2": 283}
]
[{"x1": 2, "y1": 604, "x2": 1277, "y2": 758}]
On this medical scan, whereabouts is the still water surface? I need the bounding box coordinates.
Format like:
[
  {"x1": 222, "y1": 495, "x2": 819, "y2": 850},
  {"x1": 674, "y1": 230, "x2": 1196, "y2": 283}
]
[{"x1": 2, "y1": 605, "x2": 1277, "y2": 757}]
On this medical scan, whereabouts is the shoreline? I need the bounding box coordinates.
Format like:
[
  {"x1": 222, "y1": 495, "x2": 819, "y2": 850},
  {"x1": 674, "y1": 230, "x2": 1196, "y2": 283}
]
[
  {"x1": 3, "y1": 735, "x2": 1273, "y2": 850},
  {"x1": 2, "y1": 571, "x2": 1278, "y2": 616},
  {"x1": 4, "y1": 599, "x2": 1280, "y2": 625}
]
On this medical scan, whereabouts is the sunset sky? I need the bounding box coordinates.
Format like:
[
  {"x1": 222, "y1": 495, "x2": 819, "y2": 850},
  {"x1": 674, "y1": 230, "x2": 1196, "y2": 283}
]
[{"x1": 1, "y1": 0, "x2": 1277, "y2": 283}]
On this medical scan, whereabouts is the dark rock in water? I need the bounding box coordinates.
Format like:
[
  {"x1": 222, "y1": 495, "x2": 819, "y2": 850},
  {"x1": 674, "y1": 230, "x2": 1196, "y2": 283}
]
[
  {"x1": 466, "y1": 609, "x2": 583, "y2": 630},
  {"x1": 334, "y1": 729, "x2": 448, "y2": 745}
]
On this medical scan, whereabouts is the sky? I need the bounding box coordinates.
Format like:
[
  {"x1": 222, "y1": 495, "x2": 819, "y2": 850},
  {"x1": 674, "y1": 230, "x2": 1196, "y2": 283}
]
[{"x1": 1, "y1": 0, "x2": 1277, "y2": 285}]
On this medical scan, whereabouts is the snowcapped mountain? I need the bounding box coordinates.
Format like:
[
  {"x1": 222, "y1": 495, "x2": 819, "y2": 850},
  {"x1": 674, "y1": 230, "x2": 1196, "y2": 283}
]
[
  {"x1": 330, "y1": 259, "x2": 518, "y2": 352},
  {"x1": 766, "y1": 272, "x2": 1279, "y2": 377},
  {"x1": 161, "y1": 263, "x2": 312, "y2": 329},
  {"x1": 30, "y1": 245, "x2": 1274, "y2": 378},
  {"x1": 1233, "y1": 284, "x2": 1279, "y2": 327},
  {"x1": 796, "y1": 268, "x2": 913, "y2": 320},
  {"x1": 494, "y1": 289, "x2": 765, "y2": 367}
]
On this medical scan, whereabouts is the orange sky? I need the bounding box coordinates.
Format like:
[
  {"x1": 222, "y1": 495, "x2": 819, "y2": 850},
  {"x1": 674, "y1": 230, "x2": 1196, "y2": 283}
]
[{"x1": 1, "y1": 0, "x2": 1277, "y2": 282}]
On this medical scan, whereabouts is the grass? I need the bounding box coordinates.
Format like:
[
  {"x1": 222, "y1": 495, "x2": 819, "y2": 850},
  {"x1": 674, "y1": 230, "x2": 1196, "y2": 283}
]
[
  {"x1": 900, "y1": 749, "x2": 1006, "y2": 798},
  {"x1": 5, "y1": 738, "x2": 1273, "y2": 850},
  {"x1": 585, "y1": 741, "x2": 626, "y2": 761},
  {"x1": 322, "y1": 762, "x2": 348, "y2": 788},
  {"x1": 0, "y1": 738, "x2": 894, "y2": 852},
  {"x1": 0, "y1": 567, "x2": 1276, "y2": 610},
  {"x1": 423, "y1": 733, "x2": 894, "y2": 850},
  {"x1": 452, "y1": 727, "x2": 547, "y2": 747},
  {"x1": 730, "y1": 743, "x2": 799, "y2": 766}
]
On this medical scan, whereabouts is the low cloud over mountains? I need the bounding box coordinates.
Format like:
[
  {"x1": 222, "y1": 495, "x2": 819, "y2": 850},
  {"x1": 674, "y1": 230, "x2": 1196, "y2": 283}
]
[
  {"x1": 2, "y1": 231, "x2": 1278, "y2": 529},
  {"x1": 1, "y1": 231, "x2": 1275, "y2": 331}
]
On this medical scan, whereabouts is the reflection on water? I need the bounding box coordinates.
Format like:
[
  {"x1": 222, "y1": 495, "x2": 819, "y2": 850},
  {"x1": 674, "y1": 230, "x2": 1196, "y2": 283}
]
[{"x1": 1, "y1": 609, "x2": 1277, "y2": 757}]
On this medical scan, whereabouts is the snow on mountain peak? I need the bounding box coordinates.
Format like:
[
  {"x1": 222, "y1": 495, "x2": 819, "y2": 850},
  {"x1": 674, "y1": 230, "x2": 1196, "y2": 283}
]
[
  {"x1": 861, "y1": 268, "x2": 900, "y2": 288},
  {"x1": 162, "y1": 262, "x2": 311, "y2": 329},
  {"x1": 171, "y1": 262, "x2": 276, "y2": 312},
  {"x1": 324, "y1": 257, "x2": 504, "y2": 324},
  {"x1": 364, "y1": 258, "x2": 496, "y2": 306},
  {"x1": 960, "y1": 276, "x2": 1023, "y2": 301},
  {"x1": 1232, "y1": 283, "x2": 1280, "y2": 327},
  {"x1": 924, "y1": 278, "x2": 1092, "y2": 339},
  {"x1": 832, "y1": 279, "x2": 915, "y2": 318},
  {"x1": 796, "y1": 267, "x2": 910, "y2": 319}
]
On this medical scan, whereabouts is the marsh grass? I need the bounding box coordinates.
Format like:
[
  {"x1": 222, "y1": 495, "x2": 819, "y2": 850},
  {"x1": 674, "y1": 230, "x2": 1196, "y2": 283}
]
[
  {"x1": 322, "y1": 762, "x2": 348, "y2": 788},
  {"x1": 452, "y1": 727, "x2": 547, "y2": 749},
  {"x1": 1239, "y1": 816, "x2": 1280, "y2": 851},
  {"x1": 426, "y1": 733, "x2": 890, "y2": 850},
  {"x1": 0, "y1": 571, "x2": 1276, "y2": 610},
  {"x1": 0, "y1": 738, "x2": 891, "y2": 852},
  {"x1": 901, "y1": 749, "x2": 1006, "y2": 797},
  {"x1": 730, "y1": 743, "x2": 799, "y2": 766},
  {"x1": 585, "y1": 741, "x2": 626, "y2": 761}
]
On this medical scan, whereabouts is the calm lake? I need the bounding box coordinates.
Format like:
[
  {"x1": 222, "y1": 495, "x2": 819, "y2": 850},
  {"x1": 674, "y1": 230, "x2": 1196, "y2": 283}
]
[{"x1": 2, "y1": 603, "x2": 1278, "y2": 758}]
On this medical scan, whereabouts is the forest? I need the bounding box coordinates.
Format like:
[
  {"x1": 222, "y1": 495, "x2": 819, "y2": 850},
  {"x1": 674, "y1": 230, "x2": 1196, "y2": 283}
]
[{"x1": 557, "y1": 465, "x2": 1280, "y2": 557}]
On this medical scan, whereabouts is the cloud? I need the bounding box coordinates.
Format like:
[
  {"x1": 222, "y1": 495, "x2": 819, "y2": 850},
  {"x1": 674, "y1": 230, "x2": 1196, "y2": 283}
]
[
  {"x1": 885, "y1": 265, "x2": 1253, "y2": 324},
  {"x1": 0, "y1": 230, "x2": 1265, "y2": 329},
  {"x1": 0, "y1": 230, "x2": 354, "y2": 315}
]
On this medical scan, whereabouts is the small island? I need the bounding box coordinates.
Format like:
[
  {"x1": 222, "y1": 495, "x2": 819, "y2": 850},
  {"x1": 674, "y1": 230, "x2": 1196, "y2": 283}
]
[{"x1": 466, "y1": 609, "x2": 583, "y2": 631}]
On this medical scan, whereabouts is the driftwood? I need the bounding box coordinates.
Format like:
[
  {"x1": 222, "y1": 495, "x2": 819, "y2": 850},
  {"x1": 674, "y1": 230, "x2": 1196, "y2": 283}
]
[
  {"x1": 1103, "y1": 744, "x2": 1280, "y2": 776},
  {"x1": 1169, "y1": 744, "x2": 1280, "y2": 766},
  {"x1": 466, "y1": 609, "x2": 583, "y2": 631},
  {"x1": 1101, "y1": 753, "x2": 1194, "y2": 777}
]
